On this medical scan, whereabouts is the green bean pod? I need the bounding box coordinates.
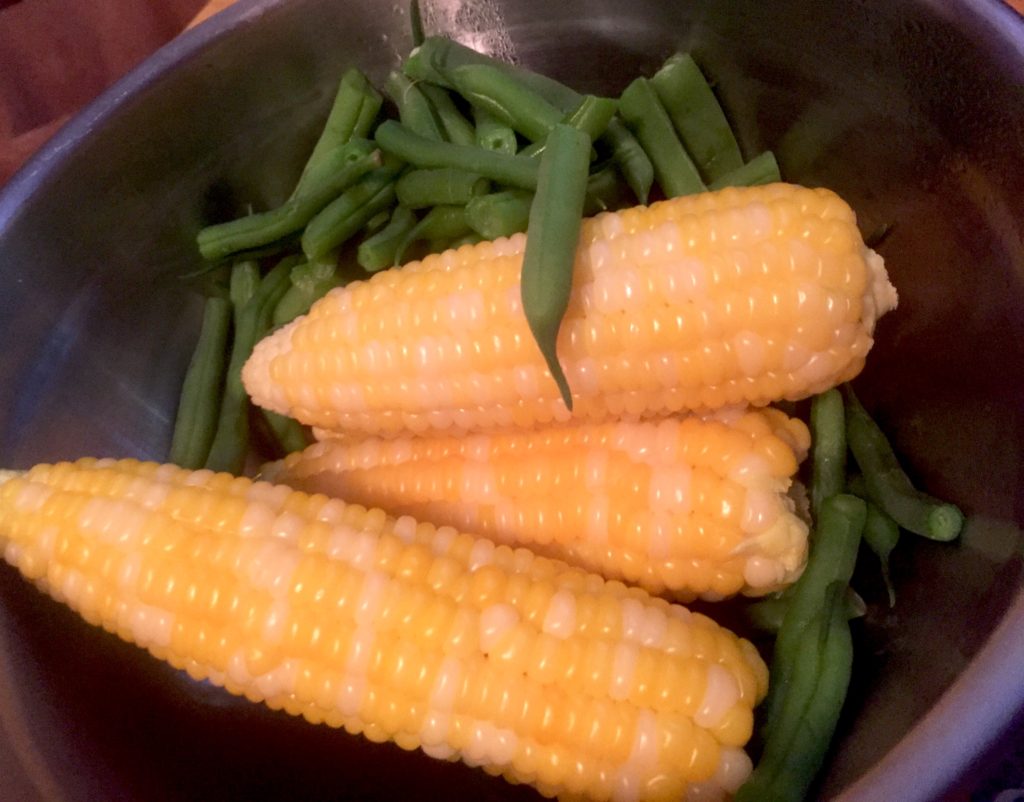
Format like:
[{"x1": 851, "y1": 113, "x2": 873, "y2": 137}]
[
  {"x1": 375, "y1": 120, "x2": 539, "y2": 189},
  {"x1": 261, "y1": 410, "x2": 310, "y2": 456},
  {"x1": 204, "y1": 260, "x2": 293, "y2": 474},
  {"x1": 650, "y1": 53, "x2": 743, "y2": 183},
  {"x1": 396, "y1": 205, "x2": 472, "y2": 263},
  {"x1": 395, "y1": 168, "x2": 489, "y2": 208},
  {"x1": 520, "y1": 124, "x2": 591, "y2": 410},
  {"x1": 358, "y1": 206, "x2": 418, "y2": 272},
  {"x1": 472, "y1": 106, "x2": 517, "y2": 155},
  {"x1": 446, "y1": 63, "x2": 563, "y2": 142},
  {"x1": 420, "y1": 83, "x2": 477, "y2": 146},
  {"x1": 618, "y1": 77, "x2": 705, "y2": 198},
  {"x1": 519, "y1": 95, "x2": 617, "y2": 159},
  {"x1": 272, "y1": 254, "x2": 341, "y2": 327},
  {"x1": 843, "y1": 385, "x2": 964, "y2": 541},
  {"x1": 168, "y1": 295, "x2": 232, "y2": 469},
  {"x1": 737, "y1": 581, "x2": 854, "y2": 802},
  {"x1": 384, "y1": 71, "x2": 446, "y2": 141},
  {"x1": 759, "y1": 493, "x2": 866, "y2": 745},
  {"x1": 465, "y1": 189, "x2": 533, "y2": 239},
  {"x1": 810, "y1": 388, "x2": 847, "y2": 520},
  {"x1": 709, "y1": 151, "x2": 781, "y2": 190},
  {"x1": 744, "y1": 586, "x2": 866, "y2": 634},
  {"x1": 302, "y1": 163, "x2": 403, "y2": 259},
  {"x1": 197, "y1": 140, "x2": 380, "y2": 261},
  {"x1": 296, "y1": 68, "x2": 383, "y2": 196}
]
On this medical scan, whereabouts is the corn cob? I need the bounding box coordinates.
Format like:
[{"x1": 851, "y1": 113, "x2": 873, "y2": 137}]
[
  {"x1": 0, "y1": 459, "x2": 768, "y2": 801},
  {"x1": 267, "y1": 408, "x2": 811, "y2": 601},
  {"x1": 243, "y1": 183, "x2": 898, "y2": 438}
]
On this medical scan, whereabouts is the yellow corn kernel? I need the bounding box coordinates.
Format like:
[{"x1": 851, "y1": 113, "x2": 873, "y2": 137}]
[
  {"x1": 243, "y1": 184, "x2": 897, "y2": 438},
  {"x1": 268, "y1": 408, "x2": 810, "y2": 600},
  {"x1": 0, "y1": 460, "x2": 766, "y2": 801}
]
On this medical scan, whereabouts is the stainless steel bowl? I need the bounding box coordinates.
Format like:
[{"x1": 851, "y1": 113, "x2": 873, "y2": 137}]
[{"x1": 1, "y1": 0, "x2": 1022, "y2": 799}]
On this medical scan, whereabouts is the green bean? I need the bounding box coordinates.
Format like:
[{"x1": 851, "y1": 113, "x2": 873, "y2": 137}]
[
  {"x1": 261, "y1": 411, "x2": 310, "y2": 455},
  {"x1": 737, "y1": 580, "x2": 854, "y2": 802},
  {"x1": 843, "y1": 384, "x2": 964, "y2": 541},
  {"x1": 445, "y1": 63, "x2": 563, "y2": 142},
  {"x1": 358, "y1": 206, "x2": 418, "y2": 272},
  {"x1": 205, "y1": 260, "x2": 293, "y2": 474},
  {"x1": 745, "y1": 586, "x2": 866, "y2": 633},
  {"x1": 302, "y1": 163, "x2": 403, "y2": 259},
  {"x1": 709, "y1": 151, "x2": 781, "y2": 190},
  {"x1": 384, "y1": 71, "x2": 445, "y2": 141},
  {"x1": 272, "y1": 254, "x2": 341, "y2": 327},
  {"x1": 618, "y1": 77, "x2": 705, "y2": 198},
  {"x1": 810, "y1": 388, "x2": 847, "y2": 520},
  {"x1": 472, "y1": 106, "x2": 517, "y2": 155},
  {"x1": 849, "y1": 474, "x2": 900, "y2": 606},
  {"x1": 449, "y1": 232, "x2": 484, "y2": 248},
  {"x1": 583, "y1": 165, "x2": 630, "y2": 215},
  {"x1": 420, "y1": 83, "x2": 477, "y2": 146},
  {"x1": 375, "y1": 120, "x2": 539, "y2": 189},
  {"x1": 409, "y1": 0, "x2": 425, "y2": 47},
  {"x1": 598, "y1": 118, "x2": 654, "y2": 204},
  {"x1": 395, "y1": 168, "x2": 489, "y2": 208},
  {"x1": 168, "y1": 295, "x2": 232, "y2": 469},
  {"x1": 520, "y1": 125, "x2": 591, "y2": 410},
  {"x1": 396, "y1": 205, "x2": 472, "y2": 263},
  {"x1": 759, "y1": 493, "x2": 865, "y2": 745},
  {"x1": 519, "y1": 95, "x2": 617, "y2": 159},
  {"x1": 404, "y1": 37, "x2": 652, "y2": 201},
  {"x1": 197, "y1": 140, "x2": 379, "y2": 261},
  {"x1": 465, "y1": 189, "x2": 533, "y2": 239},
  {"x1": 650, "y1": 53, "x2": 743, "y2": 183},
  {"x1": 229, "y1": 259, "x2": 261, "y2": 309},
  {"x1": 296, "y1": 68, "x2": 383, "y2": 196}
]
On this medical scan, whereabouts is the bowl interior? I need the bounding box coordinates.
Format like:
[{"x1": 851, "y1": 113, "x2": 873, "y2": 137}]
[{"x1": 0, "y1": 0, "x2": 1022, "y2": 799}]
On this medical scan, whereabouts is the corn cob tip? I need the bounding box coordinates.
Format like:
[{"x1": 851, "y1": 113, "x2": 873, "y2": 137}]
[{"x1": 0, "y1": 470, "x2": 23, "y2": 487}]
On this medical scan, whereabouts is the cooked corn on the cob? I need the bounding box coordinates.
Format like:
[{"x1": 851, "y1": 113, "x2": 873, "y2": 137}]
[
  {"x1": 0, "y1": 459, "x2": 768, "y2": 801},
  {"x1": 268, "y1": 408, "x2": 811, "y2": 601},
  {"x1": 243, "y1": 183, "x2": 897, "y2": 437}
]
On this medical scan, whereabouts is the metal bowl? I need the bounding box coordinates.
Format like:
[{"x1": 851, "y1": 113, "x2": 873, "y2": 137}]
[{"x1": 0, "y1": 0, "x2": 1021, "y2": 799}]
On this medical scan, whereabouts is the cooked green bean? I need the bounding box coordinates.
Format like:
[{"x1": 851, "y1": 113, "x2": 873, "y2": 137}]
[
  {"x1": 272, "y1": 254, "x2": 341, "y2": 327},
  {"x1": 519, "y1": 95, "x2": 617, "y2": 159},
  {"x1": 396, "y1": 205, "x2": 472, "y2": 262},
  {"x1": 384, "y1": 71, "x2": 445, "y2": 141},
  {"x1": 745, "y1": 586, "x2": 866, "y2": 633},
  {"x1": 445, "y1": 63, "x2": 563, "y2": 142},
  {"x1": 759, "y1": 493, "x2": 866, "y2": 744},
  {"x1": 296, "y1": 68, "x2": 383, "y2": 196},
  {"x1": 302, "y1": 163, "x2": 403, "y2": 259},
  {"x1": 810, "y1": 388, "x2": 847, "y2": 520},
  {"x1": 375, "y1": 120, "x2": 539, "y2": 189},
  {"x1": 709, "y1": 150, "x2": 781, "y2": 190},
  {"x1": 197, "y1": 139, "x2": 379, "y2": 261},
  {"x1": 229, "y1": 259, "x2": 260, "y2": 309},
  {"x1": 409, "y1": 0, "x2": 425, "y2": 47},
  {"x1": 472, "y1": 106, "x2": 517, "y2": 155},
  {"x1": 583, "y1": 165, "x2": 629, "y2": 215},
  {"x1": 420, "y1": 83, "x2": 477, "y2": 146},
  {"x1": 520, "y1": 125, "x2": 591, "y2": 410},
  {"x1": 843, "y1": 384, "x2": 964, "y2": 541},
  {"x1": 737, "y1": 580, "x2": 854, "y2": 802},
  {"x1": 650, "y1": 53, "x2": 743, "y2": 183},
  {"x1": 618, "y1": 77, "x2": 705, "y2": 198},
  {"x1": 261, "y1": 411, "x2": 310, "y2": 455},
  {"x1": 404, "y1": 36, "x2": 652, "y2": 201},
  {"x1": 395, "y1": 168, "x2": 489, "y2": 208},
  {"x1": 465, "y1": 189, "x2": 533, "y2": 239},
  {"x1": 205, "y1": 260, "x2": 293, "y2": 473},
  {"x1": 849, "y1": 473, "x2": 900, "y2": 606},
  {"x1": 449, "y1": 232, "x2": 484, "y2": 248},
  {"x1": 168, "y1": 295, "x2": 232, "y2": 469},
  {"x1": 358, "y1": 206, "x2": 418, "y2": 272}
]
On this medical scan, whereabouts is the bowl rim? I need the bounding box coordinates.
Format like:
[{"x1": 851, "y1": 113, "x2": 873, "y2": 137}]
[{"x1": 1, "y1": 0, "x2": 1022, "y2": 799}]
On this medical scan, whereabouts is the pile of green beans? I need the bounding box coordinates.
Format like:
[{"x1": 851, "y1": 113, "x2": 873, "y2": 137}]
[
  {"x1": 737, "y1": 386, "x2": 963, "y2": 801},
  {"x1": 176, "y1": 25, "x2": 778, "y2": 461}
]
